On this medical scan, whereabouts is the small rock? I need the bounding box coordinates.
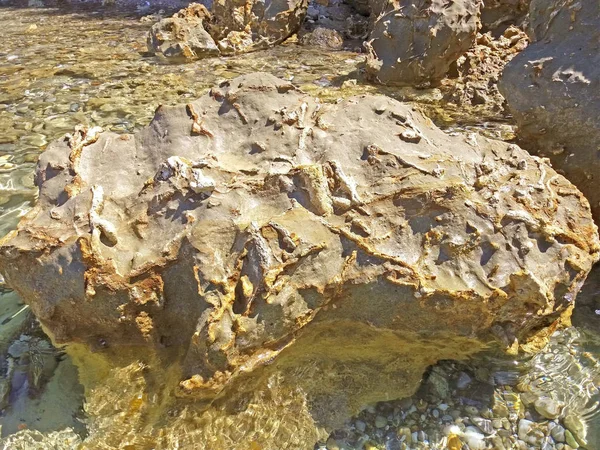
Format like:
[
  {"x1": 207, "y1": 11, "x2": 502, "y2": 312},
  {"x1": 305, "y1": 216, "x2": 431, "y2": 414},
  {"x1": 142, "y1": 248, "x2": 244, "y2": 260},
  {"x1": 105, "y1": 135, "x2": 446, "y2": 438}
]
[
  {"x1": 518, "y1": 419, "x2": 533, "y2": 441},
  {"x1": 550, "y1": 424, "x2": 566, "y2": 443},
  {"x1": 563, "y1": 414, "x2": 586, "y2": 445},
  {"x1": 471, "y1": 417, "x2": 493, "y2": 435},
  {"x1": 564, "y1": 430, "x2": 579, "y2": 449},
  {"x1": 355, "y1": 420, "x2": 366, "y2": 433},
  {"x1": 375, "y1": 415, "x2": 387, "y2": 428},
  {"x1": 456, "y1": 372, "x2": 472, "y2": 389},
  {"x1": 534, "y1": 397, "x2": 563, "y2": 419}
]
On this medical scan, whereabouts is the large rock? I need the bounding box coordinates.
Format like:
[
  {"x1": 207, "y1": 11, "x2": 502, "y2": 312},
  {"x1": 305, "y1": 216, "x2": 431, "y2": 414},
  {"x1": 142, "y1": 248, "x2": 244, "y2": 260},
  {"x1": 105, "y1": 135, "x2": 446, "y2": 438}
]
[
  {"x1": 0, "y1": 73, "x2": 598, "y2": 448},
  {"x1": 148, "y1": 0, "x2": 309, "y2": 58},
  {"x1": 147, "y1": 5, "x2": 219, "y2": 60},
  {"x1": 499, "y1": 0, "x2": 600, "y2": 223},
  {"x1": 208, "y1": 0, "x2": 309, "y2": 54},
  {"x1": 365, "y1": 0, "x2": 481, "y2": 86}
]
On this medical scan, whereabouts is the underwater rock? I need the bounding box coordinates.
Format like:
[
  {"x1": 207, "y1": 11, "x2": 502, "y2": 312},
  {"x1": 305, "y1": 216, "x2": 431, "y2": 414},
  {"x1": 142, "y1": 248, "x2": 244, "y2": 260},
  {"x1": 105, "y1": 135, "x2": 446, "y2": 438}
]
[
  {"x1": 0, "y1": 73, "x2": 598, "y2": 448},
  {"x1": 499, "y1": 0, "x2": 600, "y2": 224},
  {"x1": 365, "y1": 0, "x2": 481, "y2": 86},
  {"x1": 147, "y1": 5, "x2": 219, "y2": 60}
]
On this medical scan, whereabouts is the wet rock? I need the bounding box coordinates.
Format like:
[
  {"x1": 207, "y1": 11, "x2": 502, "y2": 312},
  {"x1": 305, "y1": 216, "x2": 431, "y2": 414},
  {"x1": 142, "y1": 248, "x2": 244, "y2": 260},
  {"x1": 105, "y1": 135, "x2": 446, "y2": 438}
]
[
  {"x1": 147, "y1": 5, "x2": 219, "y2": 60},
  {"x1": 550, "y1": 423, "x2": 566, "y2": 443},
  {"x1": 471, "y1": 417, "x2": 493, "y2": 435},
  {"x1": 499, "y1": 0, "x2": 600, "y2": 224},
  {"x1": 565, "y1": 430, "x2": 579, "y2": 449},
  {"x1": 299, "y1": 26, "x2": 344, "y2": 50},
  {"x1": 375, "y1": 415, "x2": 387, "y2": 428},
  {"x1": 0, "y1": 73, "x2": 598, "y2": 448},
  {"x1": 456, "y1": 371, "x2": 472, "y2": 389},
  {"x1": 533, "y1": 396, "x2": 562, "y2": 420},
  {"x1": 365, "y1": 0, "x2": 481, "y2": 86}
]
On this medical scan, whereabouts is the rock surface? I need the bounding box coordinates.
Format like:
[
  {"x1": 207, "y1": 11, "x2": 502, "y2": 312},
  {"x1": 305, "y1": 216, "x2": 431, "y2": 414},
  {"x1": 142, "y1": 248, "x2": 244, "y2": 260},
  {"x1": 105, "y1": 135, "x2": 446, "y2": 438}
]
[
  {"x1": 443, "y1": 27, "x2": 528, "y2": 116},
  {"x1": 0, "y1": 73, "x2": 598, "y2": 448},
  {"x1": 148, "y1": 0, "x2": 309, "y2": 58},
  {"x1": 299, "y1": 26, "x2": 344, "y2": 49},
  {"x1": 481, "y1": 0, "x2": 530, "y2": 34},
  {"x1": 499, "y1": 0, "x2": 600, "y2": 223},
  {"x1": 209, "y1": 0, "x2": 309, "y2": 54},
  {"x1": 147, "y1": 5, "x2": 219, "y2": 60},
  {"x1": 365, "y1": 0, "x2": 481, "y2": 86}
]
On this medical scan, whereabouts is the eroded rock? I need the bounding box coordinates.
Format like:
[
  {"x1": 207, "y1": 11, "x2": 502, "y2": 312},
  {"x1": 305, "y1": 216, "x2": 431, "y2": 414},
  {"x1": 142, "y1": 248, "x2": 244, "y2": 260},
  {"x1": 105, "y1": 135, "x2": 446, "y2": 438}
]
[
  {"x1": 499, "y1": 0, "x2": 600, "y2": 223},
  {"x1": 148, "y1": 0, "x2": 309, "y2": 58},
  {"x1": 481, "y1": 0, "x2": 530, "y2": 34},
  {"x1": 0, "y1": 73, "x2": 598, "y2": 448},
  {"x1": 147, "y1": 4, "x2": 219, "y2": 60},
  {"x1": 443, "y1": 27, "x2": 528, "y2": 115},
  {"x1": 365, "y1": 0, "x2": 481, "y2": 86}
]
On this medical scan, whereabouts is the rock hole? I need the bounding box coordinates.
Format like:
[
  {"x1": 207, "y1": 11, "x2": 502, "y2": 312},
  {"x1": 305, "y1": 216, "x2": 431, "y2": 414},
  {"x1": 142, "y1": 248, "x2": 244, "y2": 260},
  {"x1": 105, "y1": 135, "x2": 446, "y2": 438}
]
[{"x1": 480, "y1": 241, "x2": 497, "y2": 266}]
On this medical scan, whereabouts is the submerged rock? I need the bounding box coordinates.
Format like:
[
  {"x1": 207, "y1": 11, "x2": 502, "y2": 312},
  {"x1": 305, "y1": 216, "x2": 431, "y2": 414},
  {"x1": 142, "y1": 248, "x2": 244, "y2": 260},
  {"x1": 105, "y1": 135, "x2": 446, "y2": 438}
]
[
  {"x1": 499, "y1": 0, "x2": 600, "y2": 223},
  {"x1": 0, "y1": 73, "x2": 598, "y2": 448},
  {"x1": 365, "y1": 0, "x2": 481, "y2": 86}
]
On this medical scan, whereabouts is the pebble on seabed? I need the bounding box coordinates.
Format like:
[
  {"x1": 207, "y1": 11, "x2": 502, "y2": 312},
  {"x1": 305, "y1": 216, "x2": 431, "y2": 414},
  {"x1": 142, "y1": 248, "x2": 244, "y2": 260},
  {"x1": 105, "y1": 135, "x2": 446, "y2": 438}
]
[{"x1": 323, "y1": 358, "x2": 591, "y2": 450}]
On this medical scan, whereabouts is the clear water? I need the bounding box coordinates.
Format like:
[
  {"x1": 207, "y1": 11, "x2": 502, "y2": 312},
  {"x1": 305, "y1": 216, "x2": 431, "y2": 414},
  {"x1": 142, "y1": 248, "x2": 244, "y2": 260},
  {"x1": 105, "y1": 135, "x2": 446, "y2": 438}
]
[{"x1": 0, "y1": 3, "x2": 599, "y2": 449}]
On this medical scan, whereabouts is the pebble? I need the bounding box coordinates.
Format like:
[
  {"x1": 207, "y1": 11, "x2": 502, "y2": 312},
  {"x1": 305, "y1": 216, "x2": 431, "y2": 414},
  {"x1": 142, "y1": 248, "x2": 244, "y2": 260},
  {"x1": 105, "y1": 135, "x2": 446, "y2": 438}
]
[
  {"x1": 375, "y1": 415, "x2": 387, "y2": 428},
  {"x1": 563, "y1": 414, "x2": 586, "y2": 444},
  {"x1": 355, "y1": 420, "x2": 366, "y2": 433},
  {"x1": 471, "y1": 417, "x2": 493, "y2": 435},
  {"x1": 564, "y1": 430, "x2": 579, "y2": 449},
  {"x1": 518, "y1": 418, "x2": 534, "y2": 441},
  {"x1": 535, "y1": 397, "x2": 563, "y2": 419},
  {"x1": 456, "y1": 372, "x2": 472, "y2": 389},
  {"x1": 550, "y1": 423, "x2": 566, "y2": 443}
]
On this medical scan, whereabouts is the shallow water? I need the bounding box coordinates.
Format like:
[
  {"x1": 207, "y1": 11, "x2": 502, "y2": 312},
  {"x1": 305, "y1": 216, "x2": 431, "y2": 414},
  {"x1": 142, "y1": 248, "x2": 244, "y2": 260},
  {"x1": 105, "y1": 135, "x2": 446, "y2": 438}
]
[{"x1": 0, "y1": 3, "x2": 598, "y2": 449}]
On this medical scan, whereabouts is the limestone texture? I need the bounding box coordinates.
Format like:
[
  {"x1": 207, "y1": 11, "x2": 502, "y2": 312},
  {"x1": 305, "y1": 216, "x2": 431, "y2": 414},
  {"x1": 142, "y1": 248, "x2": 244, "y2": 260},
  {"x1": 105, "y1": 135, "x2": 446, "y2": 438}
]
[
  {"x1": 299, "y1": 26, "x2": 344, "y2": 49},
  {"x1": 0, "y1": 73, "x2": 598, "y2": 447},
  {"x1": 365, "y1": 0, "x2": 481, "y2": 86},
  {"x1": 148, "y1": 0, "x2": 309, "y2": 58},
  {"x1": 443, "y1": 27, "x2": 528, "y2": 115},
  {"x1": 147, "y1": 5, "x2": 219, "y2": 60},
  {"x1": 499, "y1": 0, "x2": 600, "y2": 223}
]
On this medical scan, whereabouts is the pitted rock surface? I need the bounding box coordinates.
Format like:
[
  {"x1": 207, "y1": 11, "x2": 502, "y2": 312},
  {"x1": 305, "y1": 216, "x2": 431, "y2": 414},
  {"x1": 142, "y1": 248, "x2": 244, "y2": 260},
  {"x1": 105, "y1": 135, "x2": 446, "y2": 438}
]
[
  {"x1": 365, "y1": 0, "x2": 481, "y2": 85},
  {"x1": 0, "y1": 73, "x2": 598, "y2": 445},
  {"x1": 147, "y1": 4, "x2": 219, "y2": 60},
  {"x1": 499, "y1": 0, "x2": 600, "y2": 223},
  {"x1": 148, "y1": 0, "x2": 309, "y2": 58}
]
